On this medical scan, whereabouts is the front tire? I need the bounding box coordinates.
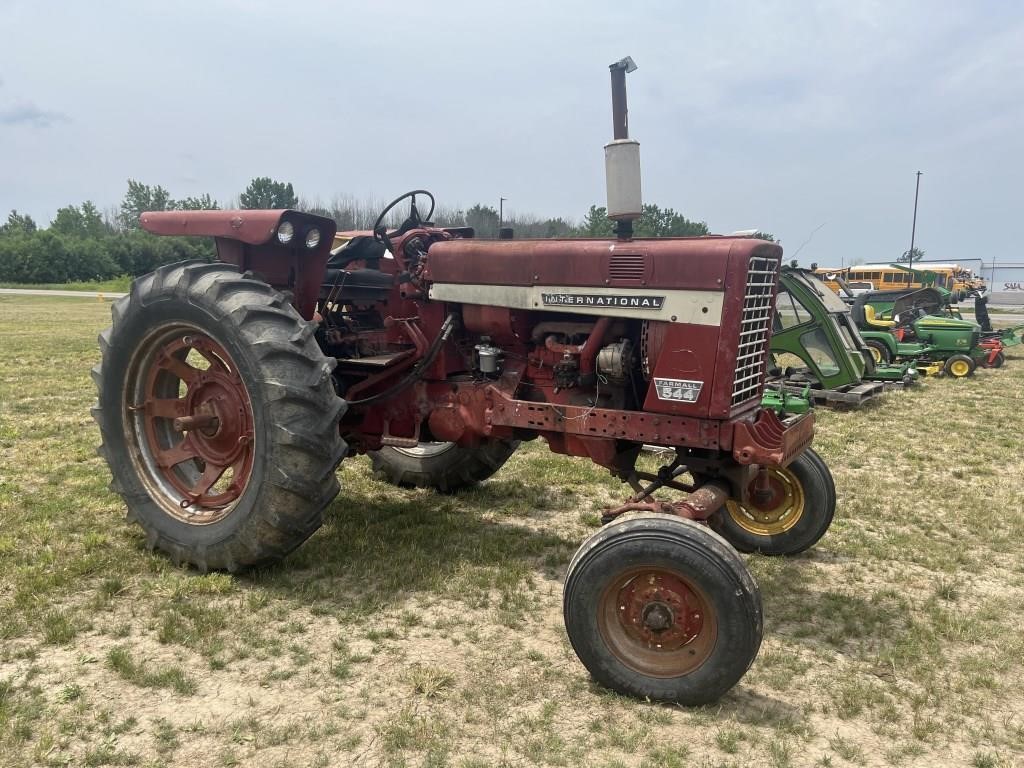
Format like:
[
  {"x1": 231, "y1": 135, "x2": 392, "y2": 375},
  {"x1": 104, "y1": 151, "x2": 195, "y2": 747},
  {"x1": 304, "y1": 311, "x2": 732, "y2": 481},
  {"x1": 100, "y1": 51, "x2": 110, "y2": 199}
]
[
  {"x1": 369, "y1": 438, "x2": 518, "y2": 492},
  {"x1": 943, "y1": 353, "x2": 975, "y2": 378},
  {"x1": 709, "y1": 448, "x2": 835, "y2": 556},
  {"x1": 92, "y1": 262, "x2": 347, "y2": 571},
  {"x1": 563, "y1": 513, "x2": 762, "y2": 705}
]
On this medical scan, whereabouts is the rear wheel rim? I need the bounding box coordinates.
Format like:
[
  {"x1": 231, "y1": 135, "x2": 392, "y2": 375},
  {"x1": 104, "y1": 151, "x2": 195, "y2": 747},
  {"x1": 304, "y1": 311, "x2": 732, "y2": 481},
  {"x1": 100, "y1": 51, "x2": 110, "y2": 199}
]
[
  {"x1": 125, "y1": 324, "x2": 255, "y2": 524},
  {"x1": 725, "y1": 467, "x2": 805, "y2": 536},
  {"x1": 597, "y1": 566, "x2": 717, "y2": 677},
  {"x1": 869, "y1": 346, "x2": 882, "y2": 364}
]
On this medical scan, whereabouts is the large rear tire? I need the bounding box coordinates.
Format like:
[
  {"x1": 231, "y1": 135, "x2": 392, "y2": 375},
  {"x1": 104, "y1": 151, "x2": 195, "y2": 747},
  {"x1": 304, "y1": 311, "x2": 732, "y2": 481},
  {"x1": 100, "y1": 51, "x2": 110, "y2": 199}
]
[
  {"x1": 92, "y1": 262, "x2": 347, "y2": 571},
  {"x1": 369, "y1": 439, "x2": 518, "y2": 492},
  {"x1": 563, "y1": 513, "x2": 762, "y2": 705},
  {"x1": 708, "y1": 448, "x2": 835, "y2": 556}
]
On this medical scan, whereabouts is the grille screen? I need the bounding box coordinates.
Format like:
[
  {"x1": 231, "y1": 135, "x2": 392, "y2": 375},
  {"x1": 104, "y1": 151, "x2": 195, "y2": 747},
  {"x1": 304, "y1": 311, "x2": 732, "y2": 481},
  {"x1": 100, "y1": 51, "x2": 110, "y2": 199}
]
[
  {"x1": 608, "y1": 253, "x2": 646, "y2": 283},
  {"x1": 732, "y1": 256, "x2": 779, "y2": 406}
]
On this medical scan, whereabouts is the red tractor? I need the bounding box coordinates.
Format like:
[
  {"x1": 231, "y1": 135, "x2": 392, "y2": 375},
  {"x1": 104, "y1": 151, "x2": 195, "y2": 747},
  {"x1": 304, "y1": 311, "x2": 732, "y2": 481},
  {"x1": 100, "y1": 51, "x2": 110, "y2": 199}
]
[{"x1": 92, "y1": 60, "x2": 834, "y2": 705}]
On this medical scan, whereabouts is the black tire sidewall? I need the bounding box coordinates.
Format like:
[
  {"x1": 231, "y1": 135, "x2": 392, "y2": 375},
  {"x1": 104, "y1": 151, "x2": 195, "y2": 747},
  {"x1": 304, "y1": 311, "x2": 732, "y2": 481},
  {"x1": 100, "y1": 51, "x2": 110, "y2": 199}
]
[
  {"x1": 370, "y1": 439, "x2": 518, "y2": 492},
  {"x1": 564, "y1": 518, "x2": 761, "y2": 704},
  {"x1": 865, "y1": 339, "x2": 891, "y2": 365}
]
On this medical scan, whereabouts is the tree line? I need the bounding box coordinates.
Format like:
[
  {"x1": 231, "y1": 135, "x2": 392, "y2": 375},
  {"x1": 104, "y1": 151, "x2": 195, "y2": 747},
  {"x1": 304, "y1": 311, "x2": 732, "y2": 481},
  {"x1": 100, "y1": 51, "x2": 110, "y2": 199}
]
[{"x1": 0, "y1": 177, "x2": 726, "y2": 284}]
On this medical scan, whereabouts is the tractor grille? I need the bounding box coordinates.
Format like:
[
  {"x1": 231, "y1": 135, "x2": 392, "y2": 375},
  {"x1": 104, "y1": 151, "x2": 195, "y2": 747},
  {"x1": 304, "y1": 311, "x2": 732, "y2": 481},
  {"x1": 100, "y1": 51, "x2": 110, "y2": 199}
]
[
  {"x1": 608, "y1": 253, "x2": 646, "y2": 283},
  {"x1": 732, "y1": 256, "x2": 779, "y2": 406}
]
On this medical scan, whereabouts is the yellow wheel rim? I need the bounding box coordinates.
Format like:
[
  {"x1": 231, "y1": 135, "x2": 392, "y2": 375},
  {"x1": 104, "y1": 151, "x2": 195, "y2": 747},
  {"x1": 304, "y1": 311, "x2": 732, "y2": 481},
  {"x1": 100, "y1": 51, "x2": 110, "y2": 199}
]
[
  {"x1": 726, "y1": 467, "x2": 805, "y2": 536},
  {"x1": 870, "y1": 347, "x2": 882, "y2": 364},
  {"x1": 949, "y1": 359, "x2": 970, "y2": 377}
]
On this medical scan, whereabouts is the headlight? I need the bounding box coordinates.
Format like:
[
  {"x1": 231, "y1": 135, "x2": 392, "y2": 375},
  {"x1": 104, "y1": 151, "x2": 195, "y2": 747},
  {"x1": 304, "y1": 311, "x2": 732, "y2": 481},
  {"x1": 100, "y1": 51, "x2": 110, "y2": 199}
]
[
  {"x1": 277, "y1": 221, "x2": 294, "y2": 244},
  {"x1": 305, "y1": 228, "x2": 321, "y2": 249}
]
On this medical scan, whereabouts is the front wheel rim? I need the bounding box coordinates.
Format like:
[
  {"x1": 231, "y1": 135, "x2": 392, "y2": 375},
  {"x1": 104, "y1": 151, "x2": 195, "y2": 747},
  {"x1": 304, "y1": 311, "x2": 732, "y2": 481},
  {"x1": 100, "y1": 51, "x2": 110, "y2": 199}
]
[
  {"x1": 950, "y1": 359, "x2": 971, "y2": 377},
  {"x1": 597, "y1": 567, "x2": 717, "y2": 677},
  {"x1": 870, "y1": 347, "x2": 883, "y2": 364},
  {"x1": 125, "y1": 325, "x2": 255, "y2": 524},
  {"x1": 725, "y1": 467, "x2": 805, "y2": 536}
]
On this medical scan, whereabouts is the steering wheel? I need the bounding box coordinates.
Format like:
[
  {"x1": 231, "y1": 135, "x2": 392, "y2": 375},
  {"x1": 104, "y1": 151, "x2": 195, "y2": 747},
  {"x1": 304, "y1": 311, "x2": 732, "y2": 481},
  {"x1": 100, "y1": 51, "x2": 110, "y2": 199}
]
[{"x1": 373, "y1": 190, "x2": 435, "y2": 245}]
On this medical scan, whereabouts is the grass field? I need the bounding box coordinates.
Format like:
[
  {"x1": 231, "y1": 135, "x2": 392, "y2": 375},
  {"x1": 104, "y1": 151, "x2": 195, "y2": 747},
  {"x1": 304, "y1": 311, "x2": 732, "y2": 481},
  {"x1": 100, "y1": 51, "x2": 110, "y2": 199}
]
[
  {"x1": 1, "y1": 294, "x2": 1022, "y2": 768},
  {"x1": 0, "y1": 277, "x2": 132, "y2": 293}
]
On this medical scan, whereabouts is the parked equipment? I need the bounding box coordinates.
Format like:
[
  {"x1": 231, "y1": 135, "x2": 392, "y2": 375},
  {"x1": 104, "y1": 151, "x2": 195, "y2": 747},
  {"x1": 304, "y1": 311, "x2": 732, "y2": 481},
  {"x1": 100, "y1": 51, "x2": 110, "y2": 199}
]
[
  {"x1": 767, "y1": 266, "x2": 915, "y2": 406},
  {"x1": 851, "y1": 287, "x2": 1002, "y2": 376},
  {"x1": 92, "y1": 59, "x2": 833, "y2": 706}
]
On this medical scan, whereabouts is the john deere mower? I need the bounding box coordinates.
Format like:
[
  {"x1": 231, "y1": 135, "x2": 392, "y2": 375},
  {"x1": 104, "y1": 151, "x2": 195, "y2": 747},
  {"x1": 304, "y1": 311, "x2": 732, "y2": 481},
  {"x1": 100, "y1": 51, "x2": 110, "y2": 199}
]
[{"x1": 852, "y1": 287, "x2": 1002, "y2": 377}]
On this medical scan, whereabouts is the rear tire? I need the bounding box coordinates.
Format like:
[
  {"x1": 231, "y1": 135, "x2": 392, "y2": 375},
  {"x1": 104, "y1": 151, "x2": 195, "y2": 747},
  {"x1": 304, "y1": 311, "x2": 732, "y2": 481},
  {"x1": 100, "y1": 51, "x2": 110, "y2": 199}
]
[
  {"x1": 709, "y1": 448, "x2": 835, "y2": 556},
  {"x1": 989, "y1": 351, "x2": 1005, "y2": 369},
  {"x1": 92, "y1": 262, "x2": 347, "y2": 571},
  {"x1": 860, "y1": 348, "x2": 877, "y2": 376},
  {"x1": 943, "y1": 353, "x2": 975, "y2": 378},
  {"x1": 369, "y1": 438, "x2": 519, "y2": 492},
  {"x1": 563, "y1": 513, "x2": 762, "y2": 705},
  {"x1": 865, "y1": 339, "x2": 891, "y2": 365}
]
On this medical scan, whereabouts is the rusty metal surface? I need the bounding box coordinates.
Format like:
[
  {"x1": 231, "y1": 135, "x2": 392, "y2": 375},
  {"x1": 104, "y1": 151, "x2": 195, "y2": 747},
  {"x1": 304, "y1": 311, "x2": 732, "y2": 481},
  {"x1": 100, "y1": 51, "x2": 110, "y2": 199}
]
[
  {"x1": 488, "y1": 389, "x2": 720, "y2": 449},
  {"x1": 603, "y1": 480, "x2": 730, "y2": 523},
  {"x1": 731, "y1": 410, "x2": 814, "y2": 467},
  {"x1": 139, "y1": 209, "x2": 288, "y2": 245}
]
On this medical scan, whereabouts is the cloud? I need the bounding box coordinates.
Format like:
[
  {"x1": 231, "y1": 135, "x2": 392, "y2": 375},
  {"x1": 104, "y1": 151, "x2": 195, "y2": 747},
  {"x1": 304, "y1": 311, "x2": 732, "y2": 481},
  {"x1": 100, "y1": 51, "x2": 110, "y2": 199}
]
[{"x1": 0, "y1": 102, "x2": 69, "y2": 128}]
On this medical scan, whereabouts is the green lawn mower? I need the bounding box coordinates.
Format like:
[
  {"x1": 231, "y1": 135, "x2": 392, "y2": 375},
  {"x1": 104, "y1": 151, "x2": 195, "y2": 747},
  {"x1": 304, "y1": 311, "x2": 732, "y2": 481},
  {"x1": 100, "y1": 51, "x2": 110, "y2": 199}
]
[{"x1": 852, "y1": 287, "x2": 1003, "y2": 377}]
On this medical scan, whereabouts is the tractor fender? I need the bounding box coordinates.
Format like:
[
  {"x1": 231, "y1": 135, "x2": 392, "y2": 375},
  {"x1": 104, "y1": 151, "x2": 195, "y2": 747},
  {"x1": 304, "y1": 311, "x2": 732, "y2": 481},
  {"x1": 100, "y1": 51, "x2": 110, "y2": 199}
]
[{"x1": 139, "y1": 209, "x2": 337, "y2": 320}]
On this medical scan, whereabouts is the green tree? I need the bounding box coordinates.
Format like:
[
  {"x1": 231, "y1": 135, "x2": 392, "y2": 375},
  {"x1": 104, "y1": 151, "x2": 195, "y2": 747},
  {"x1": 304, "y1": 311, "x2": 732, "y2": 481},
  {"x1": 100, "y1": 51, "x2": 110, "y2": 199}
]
[
  {"x1": 51, "y1": 201, "x2": 107, "y2": 237},
  {"x1": 898, "y1": 247, "x2": 925, "y2": 263},
  {"x1": 1, "y1": 209, "x2": 38, "y2": 235},
  {"x1": 578, "y1": 203, "x2": 708, "y2": 238},
  {"x1": 177, "y1": 193, "x2": 219, "y2": 211},
  {"x1": 752, "y1": 231, "x2": 776, "y2": 242},
  {"x1": 119, "y1": 180, "x2": 175, "y2": 229},
  {"x1": 465, "y1": 204, "x2": 500, "y2": 237},
  {"x1": 579, "y1": 205, "x2": 614, "y2": 237},
  {"x1": 239, "y1": 177, "x2": 297, "y2": 209},
  {"x1": 635, "y1": 204, "x2": 708, "y2": 237}
]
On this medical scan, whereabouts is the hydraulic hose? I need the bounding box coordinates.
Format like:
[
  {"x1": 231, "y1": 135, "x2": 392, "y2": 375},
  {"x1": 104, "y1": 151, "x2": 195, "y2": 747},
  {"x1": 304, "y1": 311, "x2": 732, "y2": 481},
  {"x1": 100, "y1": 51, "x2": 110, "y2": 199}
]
[{"x1": 344, "y1": 314, "x2": 456, "y2": 407}]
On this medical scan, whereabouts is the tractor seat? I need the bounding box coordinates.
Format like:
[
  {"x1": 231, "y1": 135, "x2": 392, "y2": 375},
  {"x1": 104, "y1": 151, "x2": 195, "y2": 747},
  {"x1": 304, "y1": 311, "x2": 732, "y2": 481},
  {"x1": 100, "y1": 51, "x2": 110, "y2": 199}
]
[
  {"x1": 322, "y1": 268, "x2": 394, "y2": 304},
  {"x1": 327, "y1": 235, "x2": 387, "y2": 270},
  {"x1": 864, "y1": 305, "x2": 896, "y2": 329}
]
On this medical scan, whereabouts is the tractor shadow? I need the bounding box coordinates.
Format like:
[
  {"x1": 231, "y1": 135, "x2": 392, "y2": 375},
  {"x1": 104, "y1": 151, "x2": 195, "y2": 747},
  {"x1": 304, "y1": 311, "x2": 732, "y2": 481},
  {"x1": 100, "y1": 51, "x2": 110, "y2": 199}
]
[
  {"x1": 246, "y1": 472, "x2": 585, "y2": 614},
  {"x1": 748, "y1": 549, "x2": 913, "y2": 662}
]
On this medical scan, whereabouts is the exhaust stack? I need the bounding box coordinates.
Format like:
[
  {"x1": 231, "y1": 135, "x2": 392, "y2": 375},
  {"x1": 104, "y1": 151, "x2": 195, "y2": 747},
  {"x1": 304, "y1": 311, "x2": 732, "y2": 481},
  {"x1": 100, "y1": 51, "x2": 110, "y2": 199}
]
[{"x1": 605, "y1": 56, "x2": 642, "y2": 240}]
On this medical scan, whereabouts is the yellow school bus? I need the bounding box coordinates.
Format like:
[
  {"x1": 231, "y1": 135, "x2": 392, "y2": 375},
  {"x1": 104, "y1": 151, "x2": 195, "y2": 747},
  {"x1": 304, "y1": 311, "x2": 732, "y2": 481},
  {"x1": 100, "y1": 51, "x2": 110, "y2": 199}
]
[{"x1": 813, "y1": 263, "x2": 986, "y2": 296}]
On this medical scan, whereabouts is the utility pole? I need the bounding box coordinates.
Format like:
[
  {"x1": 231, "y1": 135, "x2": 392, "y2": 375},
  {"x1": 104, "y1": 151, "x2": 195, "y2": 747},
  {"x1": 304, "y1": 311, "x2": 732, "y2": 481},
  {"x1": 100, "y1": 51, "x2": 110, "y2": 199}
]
[
  {"x1": 499, "y1": 197, "x2": 507, "y2": 232},
  {"x1": 908, "y1": 171, "x2": 922, "y2": 272}
]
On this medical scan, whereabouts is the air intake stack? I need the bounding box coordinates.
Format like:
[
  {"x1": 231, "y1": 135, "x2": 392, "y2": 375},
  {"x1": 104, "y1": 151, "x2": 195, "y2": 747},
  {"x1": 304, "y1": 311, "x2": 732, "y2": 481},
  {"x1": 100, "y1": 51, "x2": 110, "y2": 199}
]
[{"x1": 605, "y1": 56, "x2": 642, "y2": 240}]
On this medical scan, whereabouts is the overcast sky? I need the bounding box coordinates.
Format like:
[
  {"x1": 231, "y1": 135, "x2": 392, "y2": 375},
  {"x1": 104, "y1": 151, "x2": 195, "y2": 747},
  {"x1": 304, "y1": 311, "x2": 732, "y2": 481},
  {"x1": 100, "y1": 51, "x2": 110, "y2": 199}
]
[{"x1": 1, "y1": 0, "x2": 1021, "y2": 268}]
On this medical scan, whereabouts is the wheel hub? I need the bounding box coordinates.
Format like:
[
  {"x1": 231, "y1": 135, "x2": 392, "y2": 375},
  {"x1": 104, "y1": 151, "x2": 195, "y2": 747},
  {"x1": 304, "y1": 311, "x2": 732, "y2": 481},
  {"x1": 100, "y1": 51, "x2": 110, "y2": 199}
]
[
  {"x1": 616, "y1": 571, "x2": 703, "y2": 649},
  {"x1": 725, "y1": 467, "x2": 804, "y2": 535}
]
